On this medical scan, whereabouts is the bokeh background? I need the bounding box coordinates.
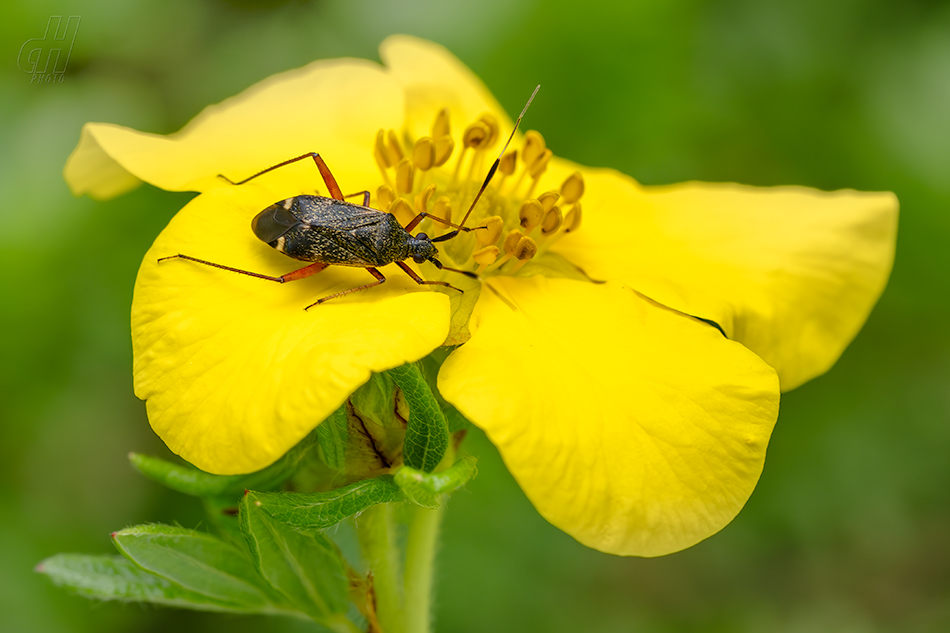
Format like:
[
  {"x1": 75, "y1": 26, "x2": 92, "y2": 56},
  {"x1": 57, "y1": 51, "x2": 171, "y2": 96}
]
[{"x1": 2, "y1": 1, "x2": 948, "y2": 631}]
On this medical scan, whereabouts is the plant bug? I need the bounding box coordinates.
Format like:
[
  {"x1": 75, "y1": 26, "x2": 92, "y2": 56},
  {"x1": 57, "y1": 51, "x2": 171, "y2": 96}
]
[{"x1": 160, "y1": 86, "x2": 540, "y2": 309}]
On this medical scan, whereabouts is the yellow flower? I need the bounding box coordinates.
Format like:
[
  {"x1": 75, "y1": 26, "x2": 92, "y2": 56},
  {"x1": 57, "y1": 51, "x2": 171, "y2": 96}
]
[{"x1": 65, "y1": 36, "x2": 897, "y2": 557}]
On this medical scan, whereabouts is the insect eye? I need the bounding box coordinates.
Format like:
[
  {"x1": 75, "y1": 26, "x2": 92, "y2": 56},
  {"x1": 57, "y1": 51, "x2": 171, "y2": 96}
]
[
  {"x1": 413, "y1": 253, "x2": 427, "y2": 264},
  {"x1": 416, "y1": 232, "x2": 429, "y2": 241}
]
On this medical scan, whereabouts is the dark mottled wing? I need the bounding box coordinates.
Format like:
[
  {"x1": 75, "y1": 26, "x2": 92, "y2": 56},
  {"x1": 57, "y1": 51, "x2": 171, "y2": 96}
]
[{"x1": 273, "y1": 196, "x2": 408, "y2": 267}]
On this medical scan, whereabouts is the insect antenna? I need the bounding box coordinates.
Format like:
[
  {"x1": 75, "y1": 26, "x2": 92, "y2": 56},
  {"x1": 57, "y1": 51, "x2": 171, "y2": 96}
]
[{"x1": 431, "y1": 85, "x2": 540, "y2": 244}]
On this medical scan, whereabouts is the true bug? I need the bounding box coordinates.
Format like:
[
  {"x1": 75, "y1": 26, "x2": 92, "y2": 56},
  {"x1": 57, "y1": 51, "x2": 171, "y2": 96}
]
[{"x1": 160, "y1": 86, "x2": 539, "y2": 309}]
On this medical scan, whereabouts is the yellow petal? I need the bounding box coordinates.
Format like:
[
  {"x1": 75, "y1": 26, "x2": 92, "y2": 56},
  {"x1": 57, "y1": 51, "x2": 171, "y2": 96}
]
[
  {"x1": 380, "y1": 35, "x2": 514, "y2": 145},
  {"x1": 553, "y1": 168, "x2": 898, "y2": 391},
  {"x1": 132, "y1": 186, "x2": 450, "y2": 474},
  {"x1": 65, "y1": 59, "x2": 403, "y2": 198},
  {"x1": 439, "y1": 276, "x2": 779, "y2": 557}
]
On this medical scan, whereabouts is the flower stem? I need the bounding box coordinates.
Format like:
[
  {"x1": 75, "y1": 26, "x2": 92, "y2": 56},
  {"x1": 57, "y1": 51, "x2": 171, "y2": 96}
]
[
  {"x1": 403, "y1": 500, "x2": 444, "y2": 633},
  {"x1": 357, "y1": 503, "x2": 403, "y2": 633}
]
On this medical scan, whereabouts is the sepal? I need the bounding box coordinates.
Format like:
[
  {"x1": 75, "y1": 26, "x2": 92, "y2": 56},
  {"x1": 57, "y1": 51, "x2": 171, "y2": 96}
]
[{"x1": 395, "y1": 456, "x2": 477, "y2": 508}]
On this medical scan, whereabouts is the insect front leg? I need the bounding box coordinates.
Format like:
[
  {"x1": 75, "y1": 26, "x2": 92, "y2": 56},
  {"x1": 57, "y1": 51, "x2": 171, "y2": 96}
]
[
  {"x1": 159, "y1": 254, "x2": 328, "y2": 283},
  {"x1": 394, "y1": 261, "x2": 464, "y2": 293},
  {"x1": 307, "y1": 267, "x2": 387, "y2": 308}
]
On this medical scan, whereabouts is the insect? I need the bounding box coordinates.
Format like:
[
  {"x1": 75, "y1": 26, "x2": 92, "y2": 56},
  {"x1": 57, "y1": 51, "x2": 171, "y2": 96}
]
[{"x1": 160, "y1": 86, "x2": 540, "y2": 309}]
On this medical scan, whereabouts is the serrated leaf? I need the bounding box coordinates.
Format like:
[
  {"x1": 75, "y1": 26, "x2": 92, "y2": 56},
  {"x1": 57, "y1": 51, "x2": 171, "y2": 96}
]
[
  {"x1": 129, "y1": 429, "x2": 317, "y2": 497},
  {"x1": 247, "y1": 476, "x2": 404, "y2": 530},
  {"x1": 112, "y1": 524, "x2": 282, "y2": 610},
  {"x1": 395, "y1": 456, "x2": 478, "y2": 508},
  {"x1": 316, "y1": 404, "x2": 348, "y2": 469},
  {"x1": 386, "y1": 362, "x2": 448, "y2": 472},
  {"x1": 37, "y1": 553, "x2": 287, "y2": 614},
  {"x1": 240, "y1": 494, "x2": 349, "y2": 621}
]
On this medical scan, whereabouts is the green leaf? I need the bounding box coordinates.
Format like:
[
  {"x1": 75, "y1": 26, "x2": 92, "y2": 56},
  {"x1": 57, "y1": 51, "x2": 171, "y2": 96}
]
[
  {"x1": 37, "y1": 553, "x2": 289, "y2": 613},
  {"x1": 246, "y1": 475, "x2": 403, "y2": 531},
  {"x1": 316, "y1": 404, "x2": 348, "y2": 469},
  {"x1": 203, "y1": 495, "x2": 244, "y2": 545},
  {"x1": 386, "y1": 362, "x2": 448, "y2": 472},
  {"x1": 129, "y1": 429, "x2": 317, "y2": 497},
  {"x1": 240, "y1": 493, "x2": 350, "y2": 621},
  {"x1": 112, "y1": 524, "x2": 283, "y2": 611},
  {"x1": 395, "y1": 456, "x2": 478, "y2": 509}
]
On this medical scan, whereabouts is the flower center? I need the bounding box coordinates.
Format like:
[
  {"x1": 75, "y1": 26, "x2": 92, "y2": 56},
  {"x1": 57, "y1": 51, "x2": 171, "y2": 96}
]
[{"x1": 370, "y1": 108, "x2": 584, "y2": 280}]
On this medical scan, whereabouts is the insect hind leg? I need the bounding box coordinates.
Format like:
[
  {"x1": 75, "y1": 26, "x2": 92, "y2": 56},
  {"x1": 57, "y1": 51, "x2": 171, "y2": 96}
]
[{"x1": 159, "y1": 254, "x2": 328, "y2": 283}]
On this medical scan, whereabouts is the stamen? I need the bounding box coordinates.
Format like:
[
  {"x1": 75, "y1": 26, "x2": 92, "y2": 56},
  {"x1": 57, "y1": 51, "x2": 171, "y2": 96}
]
[
  {"x1": 503, "y1": 229, "x2": 525, "y2": 255},
  {"x1": 473, "y1": 245, "x2": 500, "y2": 273},
  {"x1": 463, "y1": 121, "x2": 491, "y2": 150},
  {"x1": 412, "y1": 137, "x2": 435, "y2": 172},
  {"x1": 560, "y1": 172, "x2": 585, "y2": 204},
  {"x1": 432, "y1": 108, "x2": 451, "y2": 138},
  {"x1": 538, "y1": 190, "x2": 560, "y2": 213},
  {"x1": 414, "y1": 184, "x2": 437, "y2": 215},
  {"x1": 540, "y1": 205, "x2": 562, "y2": 235},
  {"x1": 386, "y1": 130, "x2": 405, "y2": 164},
  {"x1": 395, "y1": 158, "x2": 414, "y2": 196},
  {"x1": 522, "y1": 131, "x2": 546, "y2": 167},
  {"x1": 564, "y1": 201, "x2": 582, "y2": 233},
  {"x1": 476, "y1": 113, "x2": 499, "y2": 147},
  {"x1": 434, "y1": 136, "x2": 454, "y2": 167},
  {"x1": 476, "y1": 215, "x2": 504, "y2": 248},
  {"x1": 518, "y1": 199, "x2": 543, "y2": 233},
  {"x1": 376, "y1": 185, "x2": 395, "y2": 210},
  {"x1": 525, "y1": 149, "x2": 552, "y2": 199},
  {"x1": 389, "y1": 198, "x2": 415, "y2": 226},
  {"x1": 509, "y1": 235, "x2": 538, "y2": 273},
  {"x1": 374, "y1": 129, "x2": 393, "y2": 186}
]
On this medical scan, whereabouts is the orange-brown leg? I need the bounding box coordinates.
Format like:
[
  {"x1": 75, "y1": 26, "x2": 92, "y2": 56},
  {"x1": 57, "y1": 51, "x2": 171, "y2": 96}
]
[
  {"x1": 307, "y1": 267, "x2": 387, "y2": 309},
  {"x1": 217, "y1": 152, "x2": 345, "y2": 201},
  {"x1": 159, "y1": 254, "x2": 328, "y2": 283},
  {"x1": 395, "y1": 261, "x2": 463, "y2": 293}
]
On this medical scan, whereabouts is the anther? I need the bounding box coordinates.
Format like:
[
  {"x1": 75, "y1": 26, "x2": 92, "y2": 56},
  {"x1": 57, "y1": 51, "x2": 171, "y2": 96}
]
[
  {"x1": 463, "y1": 121, "x2": 491, "y2": 150},
  {"x1": 538, "y1": 190, "x2": 560, "y2": 213},
  {"x1": 518, "y1": 199, "x2": 543, "y2": 232},
  {"x1": 432, "y1": 108, "x2": 451, "y2": 138},
  {"x1": 434, "y1": 136, "x2": 454, "y2": 167},
  {"x1": 564, "y1": 202, "x2": 582, "y2": 233},
  {"x1": 477, "y1": 113, "x2": 499, "y2": 147},
  {"x1": 376, "y1": 184, "x2": 395, "y2": 210},
  {"x1": 499, "y1": 150, "x2": 517, "y2": 176},
  {"x1": 514, "y1": 235, "x2": 538, "y2": 260},
  {"x1": 415, "y1": 184, "x2": 437, "y2": 215},
  {"x1": 395, "y1": 158, "x2": 414, "y2": 195},
  {"x1": 522, "y1": 131, "x2": 546, "y2": 167},
  {"x1": 528, "y1": 149, "x2": 552, "y2": 179},
  {"x1": 432, "y1": 196, "x2": 452, "y2": 225},
  {"x1": 476, "y1": 215, "x2": 504, "y2": 248},
  {"x1": 541, "y1": 205, "x2": 562, "y2": 235},
  {"x1": 412, "y1": 137, "x2": 435, "y2": 172},
  {"x1": 503, "y1": 229, "x2": 525, "y2": 255},
  {"x1": 388, "y1": 197, "x2": 415, "y2": 226},
  {"x1": 386, "y1": 130, "x2": 405, "y2": 164},
  {"x1": 374, "y1": 129, "x2": 392, "y2": 168},
  {"x1": 560, "y1": 172, "x2": 585, "y2": 204},
  {"x1": 473, "y1": 245, "x2": 500, "y2": 272}
]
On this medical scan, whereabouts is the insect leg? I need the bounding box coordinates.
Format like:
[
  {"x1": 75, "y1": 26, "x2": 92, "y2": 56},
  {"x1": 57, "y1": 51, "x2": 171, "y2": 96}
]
[
  {"x1": 218, "y1": 152, "x2": 345, "y2": 201},
  {"x1": 307, "y1": 267, "x2": 387, "y2": 308},
  {"x1": 344, "y1": 191, "x2": 372, "y2": 206},
  {"x1": 395, "y1": 261, "x2": 464, "y2": 293},
  {"x1": 159, "y1": 254, "x2": 328, "y2": 283}
]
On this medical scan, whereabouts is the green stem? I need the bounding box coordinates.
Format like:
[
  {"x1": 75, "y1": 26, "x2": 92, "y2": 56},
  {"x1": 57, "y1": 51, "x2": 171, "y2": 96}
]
[
  {"x1": 357, "y1": 503, "x2": 403, "y2": 633},
  {"x1": 403, "y1": 500, "x2": 445, "y2": 633}
]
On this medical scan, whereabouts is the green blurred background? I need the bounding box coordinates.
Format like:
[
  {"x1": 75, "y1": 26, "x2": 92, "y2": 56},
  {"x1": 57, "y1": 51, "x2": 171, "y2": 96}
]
[{"x1": 2, "y1": 0, "x2": 948, "y2": 631}]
